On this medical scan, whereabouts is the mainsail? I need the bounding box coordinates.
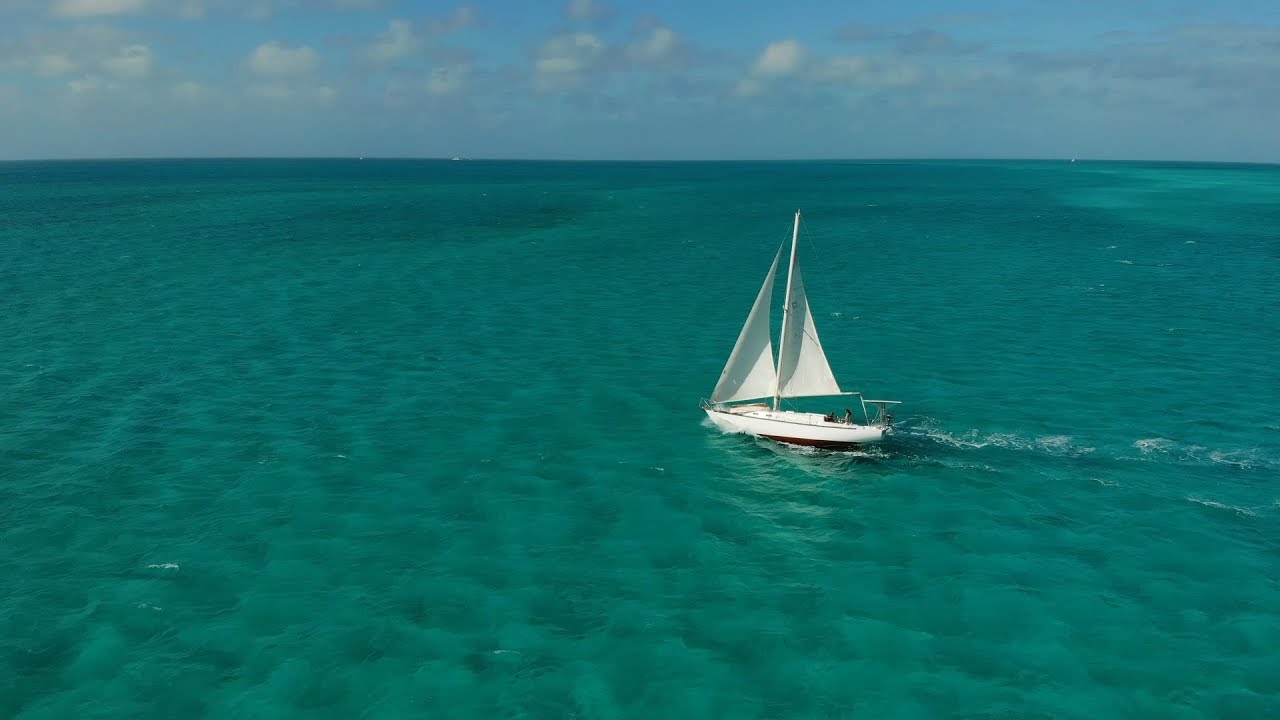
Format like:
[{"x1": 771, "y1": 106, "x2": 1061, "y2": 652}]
[{"x1": 710, "y1": 247, "x2": 782, "y2": 403}]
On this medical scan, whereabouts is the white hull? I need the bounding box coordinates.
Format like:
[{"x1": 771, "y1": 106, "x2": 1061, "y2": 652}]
[{"x1": 704, "y1": 405, "x2": 889, "y2": 448}]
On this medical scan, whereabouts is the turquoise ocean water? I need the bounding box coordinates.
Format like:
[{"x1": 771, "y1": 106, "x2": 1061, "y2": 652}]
[{"x1": 1, "y1": 159, "x2": 1277, "y2": 718}]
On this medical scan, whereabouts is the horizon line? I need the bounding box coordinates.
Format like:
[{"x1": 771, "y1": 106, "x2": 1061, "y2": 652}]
[{"x1": 2, "y1": 155, "x2": 1277, "y2": 167}]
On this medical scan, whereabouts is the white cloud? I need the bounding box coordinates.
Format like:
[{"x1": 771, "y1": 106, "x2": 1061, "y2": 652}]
[
  {"x1": 245, "y1": 3, "x2": 271, "y2": 20},
  {"x1": 734, "y1": 77, "x2": 762, "y2": 97},
  {"x1": 248, "y1": 41, "x2": 320, "y2": 76},
  {"x1": 35, "y1": 53, "x2": 77, "y2": 76},
  {"x1": 878, "y1": 63, "x2": 923, "y2": 87},
  {"x1": 170, "y1": 79, "x2": 236, "y2": 111},
  {"x1": 52, "y1": 0, "x2": 146, "y2": 17},
  {"x1": 367, "y1": 19, "x2": 419, "y2": 63},
  {"x1": 101, "y1": 44, "x2": 151, "y2": 77},
  {"x1": 430, "y1": 5, "x2": 473, "y2": 32},
  {"x1": 364, "y1": 8, "x2": 471, "y2": 65},
  {"x1": 175, "y1": 0, "x2": 204, "y2": 18},
  {"x1": 751, "y1": 39, "x2": 805, "y2": 77},
  {"x1": 426, "y1": 64, "x2": 468, "y2": 95},
  {"x1": 67, "y1": 74, "x2": 117, "y2": 93},
  {"x1": 813, "y1": 55, "x2": 923, "y2": 89},
  {"x1": 629, "y1": 26, "x2": 676, "y2": 65},
  {"x1": 241, "y1": 0, "x2": 390, "y2": 20},
  {"x1": 735, "y1": 39, "x2": 807, "y2": 95},
  {"x1": 0, "y1": 25, "x2": 127, "y2": 80},
  {"x1": 67, "y1": 76, "x2": 97, "y2": 93},
  {"x1": 814, "y1": 54, "x2": 872, "y2": 82},
  {"x1": 565, "y1": 0, "x2": 599, "y2": 21},
  {"x1": 248, "y1": 83, "x2": 336, "y2": 103},
  {"x1": 172, "y1": 80, "x2": 208, "y2": 101},
  {"x1": 535, "y1": 33, "x2": 604, "y2": 76}
]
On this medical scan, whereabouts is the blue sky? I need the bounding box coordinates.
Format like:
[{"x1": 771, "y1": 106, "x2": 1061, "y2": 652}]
[{"x1": 0, "y1": 0, "x2": 1277, "y2": 161}]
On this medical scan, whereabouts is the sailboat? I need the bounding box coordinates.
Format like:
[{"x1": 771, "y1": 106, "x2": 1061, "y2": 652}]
[{"x1": 701, "y1": 210, "x2": 900, "y2": 449}]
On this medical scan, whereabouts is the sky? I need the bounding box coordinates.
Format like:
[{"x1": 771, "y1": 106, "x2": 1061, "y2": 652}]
[{"x1": 0, "y1": 0, "x2": 1277, "y2": 161}]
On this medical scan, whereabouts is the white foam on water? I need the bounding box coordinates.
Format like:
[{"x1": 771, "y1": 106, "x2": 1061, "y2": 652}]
[
  {"x1": 1208, "y1": 448, "x2": 1269, "y2": 470},
  {"x1": 829, "y1": 447, "x2": 890, "y2": 460},
  {"x1": 1036, "y1": 434, "x2": 1092, "y2": 454},
  {"x1": 907, "y1": 423, "x2": 1274, "y2": 474},
  {"x1": 899, "y1": 426, "x2": 1107, "y2": 474},
  {"x1": 981, "y1": 432, "x2": 1021, "y2": 449},
  {"x1": 1132, "y1": 438, "x2": 1275, "y2": 470},
  {"x1": 911, "y1": 424, "x2": 1094, "y2": 458},
  {"x1": 936, "y1": 459, "x2": 1001, "y2": 472},
  {"x1": 912, "y1": 425, "x2": 992, "y2": 449},
  {"x1": 147, "y1": 563, "x2": 179, "y2": 571},
  {"x1": 1186, "y1": 497, "x2": 1257, "y2": 517},
  {"x1": 1134, "y1": 437, "x2": 1174, "y2": 454}
]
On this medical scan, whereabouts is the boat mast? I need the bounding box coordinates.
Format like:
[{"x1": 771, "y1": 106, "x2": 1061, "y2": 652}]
[{"x1": 772, "y1": 210, "x2": 802, "y2": 411}]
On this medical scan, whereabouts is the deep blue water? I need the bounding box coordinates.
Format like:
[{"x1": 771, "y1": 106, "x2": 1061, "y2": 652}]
[{"x1": 1, "y1": 159, "x2": 1277, "y2": 718}]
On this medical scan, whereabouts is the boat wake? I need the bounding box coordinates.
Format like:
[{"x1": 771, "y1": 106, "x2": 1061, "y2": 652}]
[
  {"x1": 1131, "y1": 437, "x2": 1277, "y2": 471},
  {"x1": 897, "y1": 419, "x2": 1095, "y2": 458},
  {"x1": 893, "y1": 419, "x2": 1277, "y2": 471}
]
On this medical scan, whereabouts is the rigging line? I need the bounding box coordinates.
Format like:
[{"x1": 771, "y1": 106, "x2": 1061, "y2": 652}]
[
  {"x1": 795, "y1": 215, "x2": 850, "y2": 388},
  {"x1": 796, "y1": 213, "x2": 841, "y2": 319}
]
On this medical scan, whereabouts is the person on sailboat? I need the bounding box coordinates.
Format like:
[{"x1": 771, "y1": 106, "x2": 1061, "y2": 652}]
[{"x1": 844, "y1": 409, "x2": 853, "y2": 424}]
